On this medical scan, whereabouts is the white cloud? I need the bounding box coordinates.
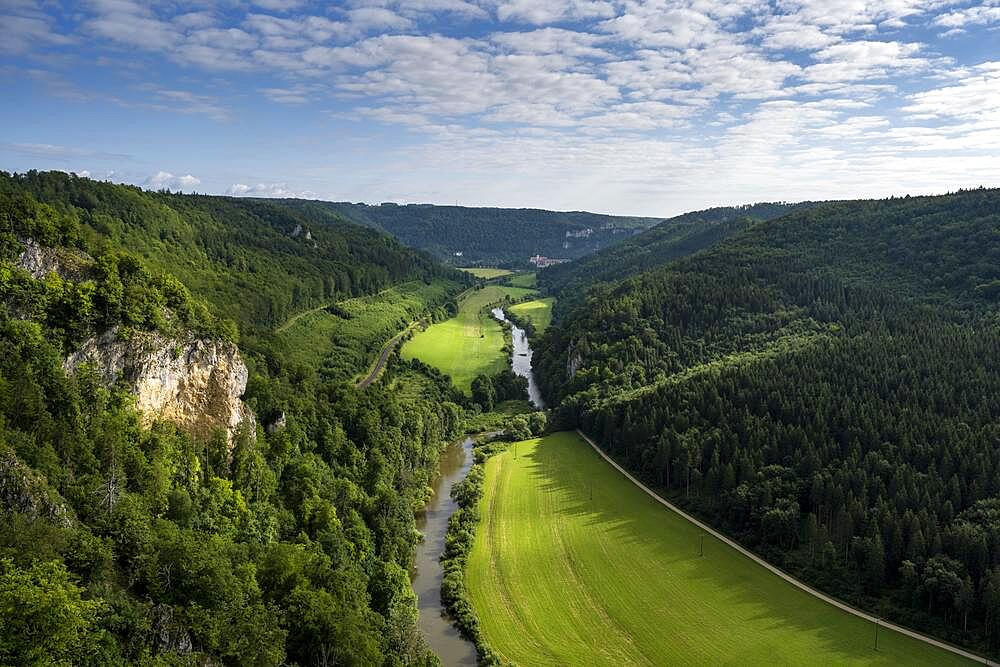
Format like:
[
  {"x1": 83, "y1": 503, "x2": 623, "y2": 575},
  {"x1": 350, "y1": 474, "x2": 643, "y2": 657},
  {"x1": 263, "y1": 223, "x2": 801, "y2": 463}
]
[
  {"x1": 141, "y1": 89, "x2": 231, "y2": 121},
  {"x1": 493, "y1": 0, "x2": 616, "y2": 24},
  {"x1": 933, "y1": 2, "x2": 1000, "y2": 30},
  {"x1": 227, "y1": 182, "x2": 316, "y2": 197},
  {"x1": 0, "y1": 5, "x2": 74, "y2": 54},
  {"x1": 7, "y1": 0, "x2": 1000, "y2": 214},
  {"x1": 145, "y1": 171, "x2": 201, "y2": 190}
]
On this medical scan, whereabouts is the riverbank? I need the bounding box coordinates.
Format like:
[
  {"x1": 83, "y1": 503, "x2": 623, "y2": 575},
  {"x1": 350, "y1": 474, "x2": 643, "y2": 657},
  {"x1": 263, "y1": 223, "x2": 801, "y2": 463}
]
[{"x1": 412, "y1": 437, "x2": 479, "y2": 665}]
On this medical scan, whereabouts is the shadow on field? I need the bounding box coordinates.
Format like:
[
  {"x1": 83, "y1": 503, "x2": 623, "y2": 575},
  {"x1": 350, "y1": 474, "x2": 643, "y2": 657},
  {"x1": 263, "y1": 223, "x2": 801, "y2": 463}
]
[{"x1": 509, "y1": 433, "x2": 923, "y2": 664}]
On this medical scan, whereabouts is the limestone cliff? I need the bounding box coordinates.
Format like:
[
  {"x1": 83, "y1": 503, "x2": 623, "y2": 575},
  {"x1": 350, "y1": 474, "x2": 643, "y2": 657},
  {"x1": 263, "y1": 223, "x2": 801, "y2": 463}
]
[
  {"x1": 15, "y1": 236, "x2": 93, "y2": 281},
  {"x1": 65, "y1": 327, "x2": 254, "y2": 445},
  {"x1": 0, "y1": 447, "x2": 75, "y2": 527}
]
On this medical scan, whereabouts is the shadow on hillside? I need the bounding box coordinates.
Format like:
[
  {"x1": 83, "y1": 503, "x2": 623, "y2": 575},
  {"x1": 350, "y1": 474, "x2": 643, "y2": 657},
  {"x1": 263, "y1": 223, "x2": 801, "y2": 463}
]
[{"x1": 505, "y1": 433, "x2": 943, "y2": 665}]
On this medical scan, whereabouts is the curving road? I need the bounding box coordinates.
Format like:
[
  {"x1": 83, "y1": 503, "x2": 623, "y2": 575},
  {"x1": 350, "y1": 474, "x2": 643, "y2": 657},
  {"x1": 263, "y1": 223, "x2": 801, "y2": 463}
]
[
  {"x1": 356, "y1": 322, "x2": 420, "y2": 389},
  {"x1": 576, "y1": 429, "x2": 996, "y2": 667}
]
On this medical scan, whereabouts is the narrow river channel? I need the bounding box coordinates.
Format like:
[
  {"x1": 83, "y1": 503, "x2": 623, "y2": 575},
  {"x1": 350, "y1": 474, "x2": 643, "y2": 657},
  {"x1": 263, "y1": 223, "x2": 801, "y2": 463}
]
[
  {"x1": 411, "y1": 306, "x2": 544, "y2": 665},
  {"x1": 411, "y1": 436, "x2": 478, "y2": 666},
  {"x1": 491, "y1": 307, "x2": 545, "y2": 409}
]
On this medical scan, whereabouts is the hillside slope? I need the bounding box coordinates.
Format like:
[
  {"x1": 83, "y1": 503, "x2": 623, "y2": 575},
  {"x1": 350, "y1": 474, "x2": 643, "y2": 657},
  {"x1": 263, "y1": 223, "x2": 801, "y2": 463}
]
[
  {"x1": 274, "y1": 199, "x2": 662, "y2": 265},
  {"x1": 0, "y1": 171, "x2": 467, "y2": 665},
  {"x1": 535, "y1": 188, "x2": 1000, "y2": 658},
  {"x1": 538, "y1": 201, "x2": 812, "y2": 311},
  {"x1": 3, "y1": 171, "x2": 461, "y2": 334}
]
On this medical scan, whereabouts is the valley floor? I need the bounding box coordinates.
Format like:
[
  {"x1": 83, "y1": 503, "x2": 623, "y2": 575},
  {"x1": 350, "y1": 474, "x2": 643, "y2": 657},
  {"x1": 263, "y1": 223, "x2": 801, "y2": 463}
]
[
  {"x1": 401, "y1": 284, "x2": 537, "y2": 393},
  {"x1": 466, "y1": 432, "x2": 975, "y2": 666}
]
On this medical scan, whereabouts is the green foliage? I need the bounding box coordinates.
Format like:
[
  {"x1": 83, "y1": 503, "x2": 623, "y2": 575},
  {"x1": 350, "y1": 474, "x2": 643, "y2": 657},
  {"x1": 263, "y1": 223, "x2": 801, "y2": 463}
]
[
  {"x1": 464, "y1": 432, "x2": 970, "y2": 666},
  {"x1": 275, "y1": 199, "x2": 662, "y2": 265},
  {"x1": 536, "y1": 188, "x2": 1000, "y2": 657},
  {"x1": 0, "y1": 558, "x2": 115, "y2": 666},
  {"x1": 539, "y1": 201, "x2": 810, "y2": 313},
  {"x1": 0, "y1": 171, "x2": 473, "y2": 665},
  {"x1": 1, "y1": 170, "x2": 461, "y2": 337}
]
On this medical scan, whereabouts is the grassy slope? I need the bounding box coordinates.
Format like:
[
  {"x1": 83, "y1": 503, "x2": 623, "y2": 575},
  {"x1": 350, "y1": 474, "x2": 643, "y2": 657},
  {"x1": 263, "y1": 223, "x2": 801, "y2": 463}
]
[
  {"x1": 460, "y1": 267, "x2": 514, "y2": 279},
  {"x1": 507, "y1": 297, "x2": 555, "y2": 333},
  {"x1": 273, "y1": 279, "x2": 458, "y2": 376},
  {"x1": 401, "y1": 284, "x2": 536, "y2": 392},
  {"x1": 466, "y1": 432, "x2": 972, "y2": 667},
  {"x1": 508, "y1": 272, "x2": 537, "y2": 288}
]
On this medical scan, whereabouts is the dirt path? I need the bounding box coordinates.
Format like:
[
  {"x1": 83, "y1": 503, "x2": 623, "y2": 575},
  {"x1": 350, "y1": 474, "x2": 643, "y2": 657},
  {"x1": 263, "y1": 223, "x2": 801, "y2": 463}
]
[{"x1": 576, "y1": 429, "x2": 995, "y2": 666}]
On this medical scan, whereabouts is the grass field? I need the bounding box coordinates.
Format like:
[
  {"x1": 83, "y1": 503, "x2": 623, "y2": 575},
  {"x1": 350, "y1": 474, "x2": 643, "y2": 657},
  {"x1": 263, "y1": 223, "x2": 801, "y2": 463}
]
[
  {"x1": 401, "y1": 284, "x2": 537, "y2": 393},
  {"x1": 507, "y1": 297, "x2": 555, "y2": 333},
  {"x1": 460, "y1": 267, "x2": 513, "y2": 279},
  {"x1": 466, "y1": 432, "x2": 973, "y2": 666},
  {"x1": 273, "y1": 279, "x2": 458, "y2": 377},
  {"x1": 508, "y1": 272, "x2": 537, "y2": 288}
]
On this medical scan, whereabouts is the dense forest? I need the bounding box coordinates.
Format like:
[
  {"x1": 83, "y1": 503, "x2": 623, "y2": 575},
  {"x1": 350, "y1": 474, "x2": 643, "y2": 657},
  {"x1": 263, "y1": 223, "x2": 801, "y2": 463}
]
[
  {"x1": 0, "y1": 171, "x2": 470, "y2": 665},
  {"x1": 538, "y1": 201, "x2": 813, "y2": 312},
  {"x1": 1, "y1": 171, "x2": 460, "y2": 335},
  {"x1": 273, "y1": 199, "x2": 661, "y2": 265},
  {"x1": 535, "y1": 189, "x2": 1000, "y2": 656}
]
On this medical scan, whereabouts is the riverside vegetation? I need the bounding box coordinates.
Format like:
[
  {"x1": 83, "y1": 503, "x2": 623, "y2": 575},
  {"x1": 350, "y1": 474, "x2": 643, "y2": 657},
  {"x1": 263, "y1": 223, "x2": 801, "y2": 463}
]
[{"x1": 0, "y1": 170, "x2": 474, "y2": 665}]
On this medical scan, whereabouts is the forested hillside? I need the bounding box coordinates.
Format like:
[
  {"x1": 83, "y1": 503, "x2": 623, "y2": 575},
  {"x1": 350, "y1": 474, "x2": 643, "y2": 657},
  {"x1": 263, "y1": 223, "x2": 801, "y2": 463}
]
[
  {"x1": 0, "y1": 171, "x2": 468, "y2": 665},
  {"x1": 538, "y1": 202, "x2": 812, "y2": 311},
  {"x1": 3, "y1": 171, "x2": 459, "y2": 334},
  {"x1": 535, "y1": 189, "x2": 1000, "y2": 657},
  {"x1": 274, "y1": 199, "x2": 661, "y2": 265}
]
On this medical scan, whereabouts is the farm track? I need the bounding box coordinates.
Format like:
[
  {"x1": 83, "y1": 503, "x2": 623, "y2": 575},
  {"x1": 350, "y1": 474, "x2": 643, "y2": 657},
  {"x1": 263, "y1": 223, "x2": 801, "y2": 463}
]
[{"x1": 576, "y1": 430, "x2": 996, "y2": 667}]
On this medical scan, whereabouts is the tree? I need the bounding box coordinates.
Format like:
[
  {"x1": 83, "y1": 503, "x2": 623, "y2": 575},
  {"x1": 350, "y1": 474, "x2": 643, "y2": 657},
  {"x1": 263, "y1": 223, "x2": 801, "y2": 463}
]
[
  {"x1": 471, "y1": 374, "x2": 496, "y2": 411},
  {"x1": 0, "y1": 559, "x2": 111, "y2": 666}
]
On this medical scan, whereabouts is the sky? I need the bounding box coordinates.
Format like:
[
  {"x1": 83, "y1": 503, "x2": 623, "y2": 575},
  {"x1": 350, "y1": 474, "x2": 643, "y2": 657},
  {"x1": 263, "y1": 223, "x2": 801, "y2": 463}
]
[{"x1": 1, "y1": 1, "x2": 999, "y2": 216}]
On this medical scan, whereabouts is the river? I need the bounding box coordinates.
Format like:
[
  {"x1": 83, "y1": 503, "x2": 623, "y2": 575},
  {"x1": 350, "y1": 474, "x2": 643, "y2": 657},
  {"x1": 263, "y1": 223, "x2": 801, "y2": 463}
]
[
  {"x1": 411, "y1": 307, "x2": 543, "y2": 665},
  {"x1": 491, "y1": 307, "x2": 545, "y2": 409},
  {"x1": 411, "y1": 436, "x2": 478, "y2": 666}
]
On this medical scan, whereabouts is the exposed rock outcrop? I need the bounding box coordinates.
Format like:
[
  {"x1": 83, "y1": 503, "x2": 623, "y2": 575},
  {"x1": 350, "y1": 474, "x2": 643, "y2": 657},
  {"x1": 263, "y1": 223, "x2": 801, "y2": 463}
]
[
  {"x1": 151, "y1": 604, "x2": 193, "y2": 655},
  {"x1": 15, "y1": 237, "x2": 93, "y2": 281},
  {"x1": 64, "y1": 327, "x2": 254, "y2": 446},
  {"x1": 0, "y1": 447, "x2": 75, "y2": 527},
  {"x1": 566, "y1": 340, "x2": 584, "y2": 378}
]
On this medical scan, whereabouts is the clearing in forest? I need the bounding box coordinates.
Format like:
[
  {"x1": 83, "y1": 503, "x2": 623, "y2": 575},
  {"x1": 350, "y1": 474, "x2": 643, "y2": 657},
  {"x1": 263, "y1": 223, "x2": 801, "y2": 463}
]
[
  {"x1": 459, "y1": 267, "x2": 514, "y2": 279},
  {"x1": 401, "y1": 284, "x2": 536, "y2": 392},
  {"x1": 507, "y1": 297, "x2": 555, "y2": 334},
  {"x1": 466, "y1": 432, "x2": 974, "y2": 666}
]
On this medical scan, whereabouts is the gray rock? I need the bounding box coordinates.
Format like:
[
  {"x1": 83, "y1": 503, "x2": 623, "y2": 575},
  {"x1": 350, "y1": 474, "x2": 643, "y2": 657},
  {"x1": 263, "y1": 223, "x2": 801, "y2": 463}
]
[{"x1": 65, "y1": 327, "x2": 255, "y2": 446}]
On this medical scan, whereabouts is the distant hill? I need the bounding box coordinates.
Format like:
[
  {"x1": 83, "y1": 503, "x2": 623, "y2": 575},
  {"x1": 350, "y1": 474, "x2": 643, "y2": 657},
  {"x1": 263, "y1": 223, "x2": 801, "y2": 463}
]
[
  {"x1": 1, "y1": 171, "x2": 459, "y2": 334},
  {"x1": 539, "y1": 202, "x2": 811, "y2": 310},
  {"x1": 534, "y1": 188, "x2": 1000, "y2": 658},
  {"x1": 271, "y1": 199, "x2": 663, "y2": 266}
]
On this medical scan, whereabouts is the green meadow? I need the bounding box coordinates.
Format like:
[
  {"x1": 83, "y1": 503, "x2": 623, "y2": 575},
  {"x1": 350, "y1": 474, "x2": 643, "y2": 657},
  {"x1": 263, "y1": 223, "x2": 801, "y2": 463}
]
[
  {"x1": 401, "y1": 284, "x2": 536, "y2": 393},
  {"x1": 507, "y1": 296, "x2": 555, "y2": 333},
  {"x1": 507, "y1": 272, "x2": 537, "y2": 288},
  {"x1": 272, "y1": 279, "x2": 457, "y2": 377},
  {"x1": 459, "y1": 267, "x2": 514, "y2": 279},
  {"x1": 466, "y1": 432, "x2": 973, "y2": 667}
]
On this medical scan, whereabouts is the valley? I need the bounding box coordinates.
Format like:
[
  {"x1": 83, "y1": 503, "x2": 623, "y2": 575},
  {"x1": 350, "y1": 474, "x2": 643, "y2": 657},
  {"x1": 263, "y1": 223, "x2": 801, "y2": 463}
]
[
  {"x1": 2, "y1": 172, "x2": 998, "y2": 667},
  {"x1": 7, "y1": 5, "x2": 1000, "y2": 666},
  {"x1": 466, "y1": 432, "x2": 974, "y2": 666},
  {"x1": 401, "y1": 283, "x2": 538, "y2": 393}
]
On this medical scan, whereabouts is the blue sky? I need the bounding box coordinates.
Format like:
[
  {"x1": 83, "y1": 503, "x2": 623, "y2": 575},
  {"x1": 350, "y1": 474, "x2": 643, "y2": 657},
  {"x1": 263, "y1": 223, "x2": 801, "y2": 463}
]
[{"x1": 1, "y1": 0, "x2": 999, "y2": 216}]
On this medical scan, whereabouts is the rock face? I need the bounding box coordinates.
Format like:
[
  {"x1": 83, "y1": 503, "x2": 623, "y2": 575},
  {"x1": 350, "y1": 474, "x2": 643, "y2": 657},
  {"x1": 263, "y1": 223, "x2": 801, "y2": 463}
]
[
  {"x1": 15, "y1": 237, "x2": 93, "y2": 281},
  {"x1": 566, "y1": 340, "x2": 584, "y2": 378},
  {"x1": 65, "y1": 327, "x2": 254, "y2": 445},
  {"x1": 0, "y1": 447, "x2": 75, "y2": 527}
]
